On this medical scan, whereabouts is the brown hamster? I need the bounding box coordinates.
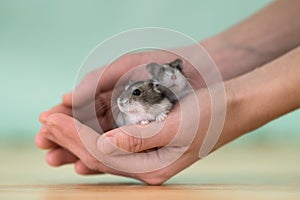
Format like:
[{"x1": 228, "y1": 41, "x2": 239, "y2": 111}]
[{"x1": 116, "y1": 80, "x2": 174, "y2": 126}]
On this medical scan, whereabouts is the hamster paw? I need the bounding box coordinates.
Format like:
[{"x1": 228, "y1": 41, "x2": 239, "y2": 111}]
[
  {"x1": 140, "y1": 120, "x2": 150, "y2": 125},
  {"x1": 155, "y1": 113, "x2": 167, "y2": 122}
]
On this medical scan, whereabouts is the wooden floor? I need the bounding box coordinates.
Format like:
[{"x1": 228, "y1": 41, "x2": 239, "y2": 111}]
[{"x1": 0, "y1": 141, "x2": 299, "y2": 200}]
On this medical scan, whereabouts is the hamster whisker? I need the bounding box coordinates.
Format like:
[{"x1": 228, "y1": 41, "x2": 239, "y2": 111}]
[
  {"x1": 95, "y1": 104, "x2": 109, "y2": 112},
  {"x1": 95, "y1": 103, "x2": 113, "y2": 117}
]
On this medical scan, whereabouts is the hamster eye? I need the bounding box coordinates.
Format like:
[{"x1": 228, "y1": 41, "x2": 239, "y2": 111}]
[{"x1": 132, "y1": 89, "x2": 141, "y2": 96}]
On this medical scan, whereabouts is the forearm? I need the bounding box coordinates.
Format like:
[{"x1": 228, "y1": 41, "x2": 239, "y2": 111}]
[
  {"x1": 215, "y1": 46, "x2": 300, "y2": 148},
  {"x1": 202, "y1": 0, "x2": 300, "y2": 81}
]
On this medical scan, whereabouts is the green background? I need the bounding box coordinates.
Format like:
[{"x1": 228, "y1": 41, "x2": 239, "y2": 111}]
[{"x1": 0, "y1": 0, "x2": 299, "y2": 145}]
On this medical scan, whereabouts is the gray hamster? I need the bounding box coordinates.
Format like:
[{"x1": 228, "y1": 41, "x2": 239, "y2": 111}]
[
  {"x1": 115, "y1": 80, "x2": 174, "y2": 126},
  {"x1": 146, "y1": 58, "x2": 190, "y2": 100}
]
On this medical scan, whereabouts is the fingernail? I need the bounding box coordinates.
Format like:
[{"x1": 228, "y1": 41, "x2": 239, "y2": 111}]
[
  {"x1": 39, "y1": 112, "x2": 49, "y2": 123},
  {"x1": 46, "y1": 119, "x2": 55, "y2": 127},
  {"x1": 98, "y1": 136, "x2": 116, "y2": 155}
]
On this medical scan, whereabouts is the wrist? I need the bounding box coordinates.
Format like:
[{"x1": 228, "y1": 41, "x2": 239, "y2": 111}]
[
  {"x1": 221, "y1": 48, "x2": 300, "y2": 142},
  {"x1": 200, "y1": 32, "x2": 270, "y2": 81},
  {"x1": 212, "y1": 80, "x2": 249, "y2": 149}
]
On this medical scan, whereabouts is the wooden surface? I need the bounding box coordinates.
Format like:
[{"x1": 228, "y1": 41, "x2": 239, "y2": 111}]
[{"x1": 0, "y1": 141, "x2": 299, "y2": 200}]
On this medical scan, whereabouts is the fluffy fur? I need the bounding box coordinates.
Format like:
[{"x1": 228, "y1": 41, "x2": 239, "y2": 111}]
[
  {"x1": 116, "y1": 80, "x2": 173, "y2": 126},
  {"x1": 146, "y1": 58, "x2": 189, "y2": 100}
]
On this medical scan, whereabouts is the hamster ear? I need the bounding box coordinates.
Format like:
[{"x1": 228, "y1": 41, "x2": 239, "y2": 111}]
[
  {"x1": 148, "y1": 80, "x2": 161, "y2": 93},
  {"x1": 146, "y1": 62, "x2": 162, "y2": 76},
  {"x1": 169, "y1": 58, "x2": 183, "y2": 70}
]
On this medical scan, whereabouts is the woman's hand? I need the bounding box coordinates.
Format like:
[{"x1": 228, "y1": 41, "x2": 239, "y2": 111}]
[
  {"x1": 35, "y1": 0, "x2": 300, "y2": 184},
  {"x1": 38, "y1": 85, "x2": 228, "y2": 184},
  {"x1": 36, "y1": 46, "x2": 300, "y2": 184},
  {"x1": 35, "y1": 48, "x2": 206, "y2": 174}
]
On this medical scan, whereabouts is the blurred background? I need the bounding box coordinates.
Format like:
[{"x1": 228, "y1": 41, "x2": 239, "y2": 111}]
[{"x1": 0, "y1": 0, "x2": 298, "y2": 147}]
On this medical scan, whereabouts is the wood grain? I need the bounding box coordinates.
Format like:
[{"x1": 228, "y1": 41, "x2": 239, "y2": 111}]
[{"x1": 0, "y1": 142, "x2": 299, "y2": 200}]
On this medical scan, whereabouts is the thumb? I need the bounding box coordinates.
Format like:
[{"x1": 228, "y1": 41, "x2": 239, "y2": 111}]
[
  {"x1": 62, "y1": 91, "x2": 73, "y2": 107},
  {"x1": 95, "y1": 121, "x2": 190, "y2": 184},
  {"x1": 98, "y1": 121, "x2": 178, "y2": 154},
  {"x1": 62, "y1": 67, "x2": 105, "y2": 107},
  {"x1": 45, "y1": 113, "x2": 100, "y2": 155}
]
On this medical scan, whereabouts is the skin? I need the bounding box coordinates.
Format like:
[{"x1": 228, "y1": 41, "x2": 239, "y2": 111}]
[{"x1": 35, "y1": 0, "x2": 300, "y2": 184}]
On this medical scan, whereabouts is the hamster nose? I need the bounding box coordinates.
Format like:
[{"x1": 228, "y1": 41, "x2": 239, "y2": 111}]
[{"x1": 171, "y1": 74, "x2": 177, "y2": 80}]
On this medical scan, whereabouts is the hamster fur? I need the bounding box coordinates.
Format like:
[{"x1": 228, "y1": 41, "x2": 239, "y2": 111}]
[
  {"x1": 146, "y1": 58, "x2": 190, "y2": 100},
  {"x1": 115, "y1": 80, "x2": 174, "y2": 126}
]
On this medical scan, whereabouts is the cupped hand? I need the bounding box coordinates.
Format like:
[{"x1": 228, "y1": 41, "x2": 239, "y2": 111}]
[
  {"x1": 36, "y1": 48, "x2": 206, "y2": 170},
  {"x1": 35, "y1": 46, "x2": 214, "y2": 182},
  {"x1": 38, "y1": 87, "x2": 218, "y2": 185}
]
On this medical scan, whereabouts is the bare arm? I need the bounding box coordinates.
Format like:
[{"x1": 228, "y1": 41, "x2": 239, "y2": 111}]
[
  {"x1": 107, "y1": 47, "x2": 300, "y2": 154},
  {"x1": 36, "y1": 47, "x2": 300, "y2": 185},
  {"x1": 35, "y1": 0, "x2": 300, "y2": 182},
  {"x1": 60, "y1": 0, "x2": 300, "y2": 106},
  {"x1": 215, "y1": 46, "x2": 300, "y2": 149},
  {"x1": 203, "y1": 0, "x2": 300, "y2": 80}
]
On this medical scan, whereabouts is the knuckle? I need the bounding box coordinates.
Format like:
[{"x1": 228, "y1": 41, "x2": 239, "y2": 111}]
[
  {"x1": 80, "y1": 154, "x2": 100, "y2": 171},
  {"x1": 118, "y1": 133, "x2": 144, "y2": 153},
  {"x1": 72, "y1": 119, "x2": 82, "y2": 133},
  {"x1": 139, "y1": 174, "x2": 167, "y2": 185}
]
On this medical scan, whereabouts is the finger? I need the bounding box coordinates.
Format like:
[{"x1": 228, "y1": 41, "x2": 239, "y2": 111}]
[
  {"x1": 44, "y1": 113, "x2": 109, "y2": 172},
  {"x1": 101, "y1": 90, "x2": 201, "y2": 154},
  {"x1": 39, "y1": 104, "x2": 72, "y2": 123},
  {"x1": 62, "y1": 53, "x2": 145, "y2": 108},
  {"x1": 47, "y1": 114, "x2": 170, "y2": 181},
  {"x1": 98, "y1": 106, "x2": 181, "y2": 153},
  {"x1": 97, "y1": 132, "x2": 197, "y2": 185},
  {"x1": 82, "y1": 90, "x2": 115, "y2": 132},
  {"x1": 44, "y1": 113, "x2": 93, "y2": 155},
  {"x1": 46, "y1": 147, "x2": 78, "y2": 167},
  {"x1": 63, "y1": 67, "x2": 106, "y2": 107},
  {"x1": 35, "y1": 127, "x2": 58, "y2": 149},
  {"x1": 63, "y1": 50, "x2": 182, "y2": 108},
  {"x1": 82, "y1": 115, "x2": 112, "y2": 135},
  {"x1": 70, "y1": 90, "x2": 114, "y2": 122},
  {"x1": 96, "y1": 141, "x2": 188, "y2": 185},
  {"x1": 62, "y1": 91, "x2": 73, "y2": 107},
  {"x1": 93, "y1": 92, "x2": 202, "y2": 184},
  {"x1": 44, "y1": 113, "x2": 140, "y2": 179},
  {"x1": 74, "y1": 160, "x2": 104, "y2": 175},
  {"x1": 63, "y1": 90, "x2": 115, "y2": 133},
  {"x1": 83, "y1": 107, "x2": 116, "y2": 134}
]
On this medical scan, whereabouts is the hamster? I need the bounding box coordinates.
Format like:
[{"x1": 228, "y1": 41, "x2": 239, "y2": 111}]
[
  {"x1": 146, "y1": 58, "x2": 190, "y2": 100},
  {"x1": 115, "y1": 80, "x2": 174, "y2": 126}
]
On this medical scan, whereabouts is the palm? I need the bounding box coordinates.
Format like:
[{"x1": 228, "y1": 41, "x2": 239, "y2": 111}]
[{"x1": 37, "y1": 49, "x2": 207, "y2": 178}]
